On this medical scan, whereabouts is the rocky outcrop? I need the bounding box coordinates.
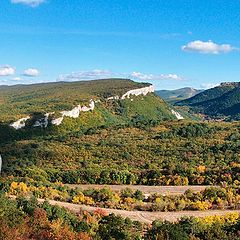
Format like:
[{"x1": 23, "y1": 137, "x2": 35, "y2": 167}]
[
  {"x1": 81, "y1": 100, "x2": 95, "y2": 112},
  {"x1": 10, "y1": 100, "x2": 95, "y2": 128},
  {"x1": 51, "y1": 100, "x2": 95, "y2": 126},
  {"x1": 51, "y1": 116, "x2": 64, "y2": 126},
  {"x1": 33, "y1": 112, "x2": 54, "y2": 128},
  {"x1": 10, "y1": 86, "x2": 155, "y2": 129},
  {"x1": 10, "y1": 116, "x2": 30, "y2": 130},
  {"x1": 171, "y1": 110, "x2": 184, "y2": 120},
  {"x1": 107, "y1": 96, "x2": 120, "y2": 100},
  {"x1": 121, "y1": 85, "x2": 154, "y2": 99}
]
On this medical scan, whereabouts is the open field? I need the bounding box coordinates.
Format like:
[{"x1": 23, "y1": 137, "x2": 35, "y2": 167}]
[
  {"x1": 66, "y1": 184, "x2": 211, "y2": 196},
  {"x1": 39, "y1": 199, "x2": 240, "y2": 224}
]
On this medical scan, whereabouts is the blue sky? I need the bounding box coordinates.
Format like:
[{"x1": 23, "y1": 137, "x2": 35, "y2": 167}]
[{"x1": 1, "y1": 0, "x2": 240, "y2": 89}]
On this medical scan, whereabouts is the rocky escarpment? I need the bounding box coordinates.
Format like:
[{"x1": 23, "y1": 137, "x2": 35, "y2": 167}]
[
  {"x1": 51, "y1": 100, "x2": 95, "y2": 126},
  {"x1": 10, "y1": 100, "x2": 95, "y2": 130},
  {"x1": 107, "y1": 85, "x2": 154, "y2": 100},
  {"x1": 10, "y1": 116, "x2": 31, "y2": 130},
  {"x1": 121, "y1": 85, "x2": 154, "y2": 99},
  {"x1": 9, "y1": 84, "x2": 183, "y2": 130}
]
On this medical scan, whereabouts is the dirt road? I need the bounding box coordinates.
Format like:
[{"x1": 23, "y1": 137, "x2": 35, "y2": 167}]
[
  {"x1": 39, "y1": 199, "x2": 239, "y2": 224},
  {"x1": 66, "y1": 184, "x2": 211, "y2": 196}
]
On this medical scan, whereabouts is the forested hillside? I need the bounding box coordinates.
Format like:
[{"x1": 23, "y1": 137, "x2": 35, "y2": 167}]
[
  {"x1": 0, "y1": 79, "x2": 149, "y2": 122},
  {"x1": 1, "y1": 121, "x2": 240, "y2": 186},
  {"x1": 177, "y1": 82, "x2": 240, "y2": 119}
]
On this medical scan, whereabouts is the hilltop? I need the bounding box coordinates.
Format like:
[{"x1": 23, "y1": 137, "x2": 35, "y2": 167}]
[
  {"x1": 177, "y1": 82, "x2": 240, "y2": 119},
  {"x1": 0, "y1": 79, "x2": 185, "y2": 142},
  {"x1": 0, "y1": 79, "x2": 149, "y2": 122}
]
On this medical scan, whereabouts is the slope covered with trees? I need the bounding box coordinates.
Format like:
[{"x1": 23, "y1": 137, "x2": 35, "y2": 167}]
[
  {"x1": 1, "y1": 193, "x2": 240, "y2": 240},
  {"x1": 1, "y1": 121, "x2": 240, "y2": 186},
  {"x1": 0, "y1": 79, "x2": 150, "y2": 122},
  {"x1": 177, "y1": 82, "x2": 240, "y2": 119}
]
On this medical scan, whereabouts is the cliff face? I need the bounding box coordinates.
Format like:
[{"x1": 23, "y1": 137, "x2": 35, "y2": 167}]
[
  {"x1": 10, "y1": 116, "x2": 30, "y2": 130},
  {"x1": 7, "y1": 80, "x2": 185, "y2": 131},
  {"x1": 121, "y1": 85, "x2": 155, "y2": 99},
  {"x1": 51, "y1": 100, "x2": 95, "y2": 126},
  {"x1": 9, "y1": 86, "x2": 156, "y2": 129}
]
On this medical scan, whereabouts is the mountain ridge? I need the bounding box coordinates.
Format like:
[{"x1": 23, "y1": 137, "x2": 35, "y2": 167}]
[
  {"x1": 177, "y1": 82, "x2": 240, "y2": 119},
  {"x1": 0, "y1": 79, "x2": 185, "y2": 142},
  {"x1": 156, "y1": 87, "x2": 203, "y2": 103}
]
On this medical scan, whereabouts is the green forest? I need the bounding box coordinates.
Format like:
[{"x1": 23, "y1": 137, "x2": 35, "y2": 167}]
[
  {"x1": 1, "y1": 193, "x2": 240, "y2": 240},
  {"x1": 1, "y1": 79, "x2": 240, "y2": 239},
  {"x1": 1, "y1": 121, "x2": 240, "y2": 186}
]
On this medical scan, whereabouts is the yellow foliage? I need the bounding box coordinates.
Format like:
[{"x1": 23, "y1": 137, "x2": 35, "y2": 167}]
[
  {"x1": 112, "y1": 194, "x2": 121, "y2": 203},
  {"x1": 72, "y1": 192, "x2": 94, "y2": 205},
  {"x1": 9, "y1": 181, "x2": 29, "y2": 195},
  {"x1": 190, "y1": 201, "x2": 211, "y2": 210},
  {"x1": 197, "y1": 212, "x2": 239, "y2": 226},
  {"x1": 84, "y1": 196, "x2": 94, "y2": 205},
  {"x1": 10, "y1": 181, "x2": 18, "y2": 190},
  {"x1": 182, "y1": 177, "x2": 189, "y2": 185},
  {"x1": 124, "y1": 197, "x2": 134, "y2": 204},
  {"x1": 197, "y1": 165, "x2": 206, "y2": 173}
]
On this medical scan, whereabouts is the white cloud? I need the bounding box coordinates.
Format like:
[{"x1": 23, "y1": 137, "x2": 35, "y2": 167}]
[
  {"x1": 130, "y1": 72, "x2": 183, "y2": 81},
  {"x1": 11, "y1": 77, "x2": 22, "y2": 81},
  {"x1": 200, "y1": 83, "x2": 220, "y2": 89},
  {"x1": 58, "y1": 69, "x2": 113, "y2": 81},
  {"x1": 0, "y1": 66, "x2": 15, "y2": 76},
  {"x1": 182, "y1": 40, "x2": 236, "y2": 54},
  {"x1": 130, "y1": 72, "x2": 154, "y2": 80},
  {"x1": 23, "y1": 68, "x2": 39, "y2": 77},
  {"x1": 58, "y1": 69, "x2": 184, "y2": 82},
  {"x1": 11, "y1": 0, "x2": 45, "y2": 7}
]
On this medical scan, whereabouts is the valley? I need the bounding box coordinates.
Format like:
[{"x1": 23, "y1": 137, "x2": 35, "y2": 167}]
[
  {"x1": 2, "y1": 1, "x2": 240, "y2": 238},
  {"x1": 1, "y1": 79, "x2": 240, "y2": 239}
]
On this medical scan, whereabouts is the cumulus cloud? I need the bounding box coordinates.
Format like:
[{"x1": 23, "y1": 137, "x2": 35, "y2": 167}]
[
  {"x1": 0, "y1": 66, "x2": 15, "y2": 76},
  {"x1": 130, "y1": 72, "x2": 183, "y2": 81},
  {"x1": 58, "y1": 69, "x2": 184, "y2": 82},
  {"x1": 23, "y1": 68, "x2": 39, "y2": 77},
  {"x1": 11, "y1": 0, "x2": 45, "y2": 7},
  {"x1": 200, "y1": 83, "x2": 220, "y2": 89},
  {"x1": 182, "y1": 40, "x2": 236, "y2": 54}
]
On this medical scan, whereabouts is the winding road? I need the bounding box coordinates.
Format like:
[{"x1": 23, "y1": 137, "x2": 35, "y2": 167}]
[
  {"x1": 65, "y1": 184, "x2": 211, "y2": 196},
  {"x1": 38, "y1": 199, "x2": 240, "y2": 223}
]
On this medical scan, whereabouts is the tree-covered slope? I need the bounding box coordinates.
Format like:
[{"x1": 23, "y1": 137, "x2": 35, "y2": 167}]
[
  {"x1": 0, "y1": 79, "x2": 180, "y2": 141},
  {"x1": 176, "y1": 82, "x2": 240, "y2": 119},
  {"x1": 0, "y1": 79, "x2": 150, "y2": 122},
  {"x1": 1, "y1": 121, "x2": 240, "y2": 186}
]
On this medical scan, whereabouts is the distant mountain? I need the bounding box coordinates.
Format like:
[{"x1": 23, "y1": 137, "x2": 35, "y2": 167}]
[
  {"x1": 156, "y1": 87, "x2": 203, "y2": 103},
  {"x1": 177, "y1": 82, "x2": 240, "y2": 119}
]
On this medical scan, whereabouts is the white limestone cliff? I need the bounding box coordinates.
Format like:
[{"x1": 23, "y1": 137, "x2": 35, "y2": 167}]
[
  {"x1": 51, "y1": 100, "x2": 95, "y2": 126},
  {"x1": 10, "y1": 116, "x2": 31, "y2": 130},
  {"x1": 171, "y1": 110, "x2": 184, "y2": 120},
  {"x1": 61, "y1": 105, "x2": 81, "y2": 118},
  {"x1": 9, "y1": 86, "x2": 156, "y2": 129},
  {"x1": 81, "y1": 100, "x2": 95, "y2": 112},
  {"x1": 121, "y1": 85, "x2": 154, "y2": 99},
  {"x1": 51, "y1": 116, "x2": 64, "y2": 126}
]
